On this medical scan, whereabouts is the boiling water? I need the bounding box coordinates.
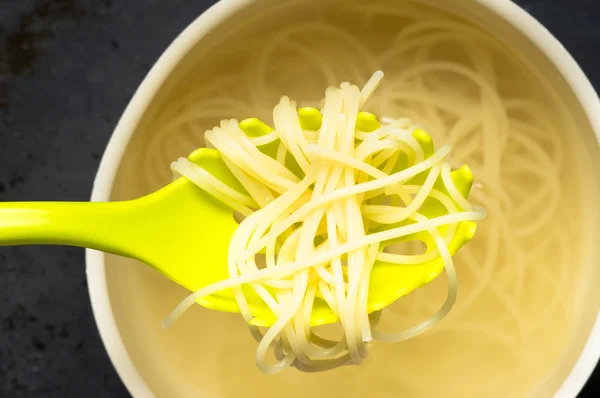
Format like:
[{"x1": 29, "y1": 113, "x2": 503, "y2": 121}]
[{"x1": 106, "y1": 0, "x2": 600, "y2": 397}]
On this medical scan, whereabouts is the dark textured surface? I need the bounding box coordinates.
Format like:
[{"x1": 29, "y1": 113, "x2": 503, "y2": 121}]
[{"x1": 0, "y1": 0, "x2": 598, "y2": 396}]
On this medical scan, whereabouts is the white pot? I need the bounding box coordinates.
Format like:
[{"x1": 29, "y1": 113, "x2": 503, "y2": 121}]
[{"x1": 87, "y1": 0, "x2": 600, "y2": 396}]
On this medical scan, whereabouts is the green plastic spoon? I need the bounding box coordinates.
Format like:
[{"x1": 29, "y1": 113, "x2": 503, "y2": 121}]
[{"x1": 0, "y1": 109, "x2": 476, "y2": 327}]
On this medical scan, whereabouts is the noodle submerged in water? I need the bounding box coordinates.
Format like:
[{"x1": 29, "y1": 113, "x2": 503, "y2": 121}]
[
  {"x1": 127, "y1": 1, "x2": 590, "y2": 396},
  {"x1": 164, "y1": 72, "x2": 486, "y2": 373}
]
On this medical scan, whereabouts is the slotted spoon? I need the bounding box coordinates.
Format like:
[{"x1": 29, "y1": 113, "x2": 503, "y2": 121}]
[{"x1": 0, "y1": 108, "x2": 476, "y2": 326}]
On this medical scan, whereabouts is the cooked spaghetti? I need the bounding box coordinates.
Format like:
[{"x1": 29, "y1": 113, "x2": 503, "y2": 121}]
[
  {"x1": 163, "y1": 72, "x2": 485, "y2": 373},
  {"x1": 119, "y1": 1, "x2": 593, "y2": 396}
]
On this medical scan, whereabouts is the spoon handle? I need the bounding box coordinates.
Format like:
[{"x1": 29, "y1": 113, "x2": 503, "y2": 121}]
[{"x1": 0, "y1": 201, "x2": 133, "y2": 257}]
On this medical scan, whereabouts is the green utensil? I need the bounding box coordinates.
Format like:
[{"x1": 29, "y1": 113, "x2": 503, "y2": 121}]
[{"x1": 0, "y1": 109, "x2": 476, "y2": 326}]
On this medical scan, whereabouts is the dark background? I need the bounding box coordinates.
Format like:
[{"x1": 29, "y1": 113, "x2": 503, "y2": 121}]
[{"x1": 0, "y1": 0, "x2": 598, "y2": 396}]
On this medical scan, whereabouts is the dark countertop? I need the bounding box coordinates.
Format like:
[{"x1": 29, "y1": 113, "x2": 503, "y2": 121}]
[{"x1": 0, "y1": 0, "x2": 598, "y2": 397}]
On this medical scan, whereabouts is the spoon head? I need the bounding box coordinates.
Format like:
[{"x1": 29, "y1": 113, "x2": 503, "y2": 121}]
[{"x1": 163, "y1": 109, "x2": 476, "y2": 327}]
